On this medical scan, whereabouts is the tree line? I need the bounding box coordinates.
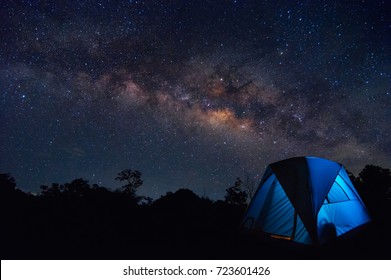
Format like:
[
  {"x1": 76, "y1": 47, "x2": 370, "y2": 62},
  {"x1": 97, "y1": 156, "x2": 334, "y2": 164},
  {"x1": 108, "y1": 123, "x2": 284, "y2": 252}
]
[{"x1": 0, "y1": 164, "x2": 390, "y2": 259}]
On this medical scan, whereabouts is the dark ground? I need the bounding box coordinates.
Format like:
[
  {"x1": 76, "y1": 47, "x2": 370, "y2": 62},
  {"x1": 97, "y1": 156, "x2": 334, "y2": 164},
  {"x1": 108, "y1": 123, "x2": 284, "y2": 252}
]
[
  {"x1": 1, "y1": 165, "x2": 390, "y2": 260},
  {"x1": 1, "y1": 189, "x2": 390, "y2": 260}
]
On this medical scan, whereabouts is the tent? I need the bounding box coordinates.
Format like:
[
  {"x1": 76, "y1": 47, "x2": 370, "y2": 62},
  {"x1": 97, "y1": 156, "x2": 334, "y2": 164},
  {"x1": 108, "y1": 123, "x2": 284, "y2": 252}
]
[{"x1": 241, "y1": 156, "x2": 371, "y2": 245}]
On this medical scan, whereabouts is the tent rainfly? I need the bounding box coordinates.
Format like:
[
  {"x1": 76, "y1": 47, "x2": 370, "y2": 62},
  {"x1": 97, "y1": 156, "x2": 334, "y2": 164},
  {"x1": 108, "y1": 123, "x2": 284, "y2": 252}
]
[{"x1": 241, "y1": 157, "x2": 371, "y2": 245}]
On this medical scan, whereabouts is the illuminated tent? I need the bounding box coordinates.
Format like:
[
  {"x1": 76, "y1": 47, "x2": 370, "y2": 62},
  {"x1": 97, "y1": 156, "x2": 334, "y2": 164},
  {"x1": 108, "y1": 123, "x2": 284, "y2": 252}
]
[{"x1": 241, "y1": 157, "x2": 371, "y2": 245}]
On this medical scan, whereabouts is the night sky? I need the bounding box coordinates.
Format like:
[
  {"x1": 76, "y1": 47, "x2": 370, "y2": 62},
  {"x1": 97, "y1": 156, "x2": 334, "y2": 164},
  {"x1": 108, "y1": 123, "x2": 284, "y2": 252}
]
[{"x1": 1, "y1": 0, "x2": 390, "y2": 199}]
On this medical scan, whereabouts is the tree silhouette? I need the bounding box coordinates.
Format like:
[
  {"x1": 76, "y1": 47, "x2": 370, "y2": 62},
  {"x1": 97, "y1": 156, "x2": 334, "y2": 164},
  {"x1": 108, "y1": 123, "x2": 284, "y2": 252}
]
[
  {"x1": 40, "y1": 183, "x2": 62, "y2": 197},
  {"x1": 40, "y1": 179, "x2": 92, "y2": 197},
  {"x1": 115, "y1": 169, "x2": 143, "y2": 196},
  {"x1": 359, "y1": 165, "x2": 391, "y2": 196},
  {"x1": 62, "y1": 178, "x2": 91, "y2": 197},
  {"x1": 0, "y1": 173, "x2": 17, "y2": 195},
  {"x1": 138, "y1": 195, "x2": 153, "y2": 205},
  {"x1": 225, "y1": 177, "x2": 248, "y2": 207},
  {"x1": 356, "y1": 165, "x2": 391, "y2": 219}
]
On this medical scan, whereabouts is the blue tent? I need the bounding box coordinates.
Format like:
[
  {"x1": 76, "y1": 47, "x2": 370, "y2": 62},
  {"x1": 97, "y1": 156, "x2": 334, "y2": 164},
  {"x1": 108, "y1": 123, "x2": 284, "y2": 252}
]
[{"x1": 241, "y1": 157, "x2": 371, "y2": 245}]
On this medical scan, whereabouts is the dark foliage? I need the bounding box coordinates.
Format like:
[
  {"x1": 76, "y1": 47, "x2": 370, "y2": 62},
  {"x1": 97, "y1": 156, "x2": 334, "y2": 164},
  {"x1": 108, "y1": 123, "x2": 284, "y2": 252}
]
[
  {"x1": 0, "y1": 165, "x2": 390, "y2": 260},
  {"x1": 0, "y1": 173, "x2": 23, "y2": 197},
  {"x1": 351, "y1": 165, "x2": 391, "y2": 227},
  {"x1": 115, "y1": 169, "x2": 143, "y2": 197},
  {"x1": 224, "y1": 177, "x2": 248, "y2": 207}
]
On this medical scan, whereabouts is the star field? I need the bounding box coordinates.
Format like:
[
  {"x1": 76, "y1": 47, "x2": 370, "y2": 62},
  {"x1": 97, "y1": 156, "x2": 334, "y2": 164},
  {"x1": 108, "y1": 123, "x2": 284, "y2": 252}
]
[{"x1": 1, "y1": 0, "x2": 390, "y2": 199}]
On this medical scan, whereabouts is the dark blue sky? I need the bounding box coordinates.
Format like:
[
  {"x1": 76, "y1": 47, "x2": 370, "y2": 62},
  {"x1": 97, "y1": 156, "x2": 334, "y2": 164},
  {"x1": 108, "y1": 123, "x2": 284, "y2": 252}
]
[{"x1": 1, "y1": 0, "x2": 390, "y2": 199}]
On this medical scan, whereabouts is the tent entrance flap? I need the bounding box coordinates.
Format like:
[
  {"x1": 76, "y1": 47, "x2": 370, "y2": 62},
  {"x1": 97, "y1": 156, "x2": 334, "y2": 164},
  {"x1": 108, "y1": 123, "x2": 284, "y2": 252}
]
[{"x1": 270, "y1": 157, "x2": 318, "y2": 244}]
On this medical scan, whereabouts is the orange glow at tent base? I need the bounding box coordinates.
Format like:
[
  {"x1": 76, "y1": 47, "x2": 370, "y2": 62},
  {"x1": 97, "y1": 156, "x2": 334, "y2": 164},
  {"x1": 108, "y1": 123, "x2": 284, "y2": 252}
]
[{"x1": 270, "y1": 234, "x2": 292, "y2": 241}]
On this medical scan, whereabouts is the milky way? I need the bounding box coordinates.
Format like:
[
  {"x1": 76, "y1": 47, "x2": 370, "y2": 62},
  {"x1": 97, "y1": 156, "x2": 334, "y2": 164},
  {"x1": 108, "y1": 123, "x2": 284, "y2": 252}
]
[{"x1": 1, "y1": 0, "x2": 390, "y2": 199}]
